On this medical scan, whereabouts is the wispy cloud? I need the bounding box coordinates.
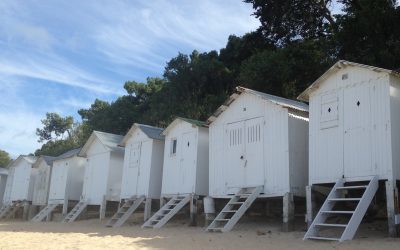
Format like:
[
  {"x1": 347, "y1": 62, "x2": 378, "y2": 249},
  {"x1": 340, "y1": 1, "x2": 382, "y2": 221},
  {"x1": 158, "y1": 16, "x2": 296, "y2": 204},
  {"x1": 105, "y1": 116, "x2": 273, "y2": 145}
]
[
  {"x1": 90, "y1": 0, "x2": 259, "y2": 72},
  {"x1": 0, "y1": 54, "x2": 123, "y2": 95}
]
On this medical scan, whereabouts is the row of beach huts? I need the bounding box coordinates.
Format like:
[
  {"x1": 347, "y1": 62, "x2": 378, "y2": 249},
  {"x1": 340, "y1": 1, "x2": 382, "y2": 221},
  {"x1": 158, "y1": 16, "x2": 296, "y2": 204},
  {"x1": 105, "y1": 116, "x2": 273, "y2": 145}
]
[{"x1": 0, "y1": 60, "x2": 400, "y2": 242}]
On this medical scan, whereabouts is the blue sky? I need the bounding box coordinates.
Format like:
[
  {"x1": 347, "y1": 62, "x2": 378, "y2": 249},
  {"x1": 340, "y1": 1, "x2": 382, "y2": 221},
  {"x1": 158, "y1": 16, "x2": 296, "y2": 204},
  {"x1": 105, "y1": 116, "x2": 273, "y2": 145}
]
[{"x1": 0, "y1": 0, "x2": 259, "y2": 157}]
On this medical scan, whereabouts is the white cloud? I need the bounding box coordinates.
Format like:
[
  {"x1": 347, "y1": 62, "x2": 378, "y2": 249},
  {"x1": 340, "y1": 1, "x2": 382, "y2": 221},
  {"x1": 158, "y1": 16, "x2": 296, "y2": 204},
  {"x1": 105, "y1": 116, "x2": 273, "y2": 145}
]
[
  {"x1": 5, "y1": 21, "x2": 56, "y2": 50},
  {"x1": 0, "y1": 111, "x2": 42, "y2": 157},
  {"x1": 0, "y1": 81, "x2": 42, "y2": 156},
  {"x1": 90, "y1": 0, "x2": 260, "y2": 70},
  {"x1": 0, "y1": 52, "x2": 123, "y2": 95}
]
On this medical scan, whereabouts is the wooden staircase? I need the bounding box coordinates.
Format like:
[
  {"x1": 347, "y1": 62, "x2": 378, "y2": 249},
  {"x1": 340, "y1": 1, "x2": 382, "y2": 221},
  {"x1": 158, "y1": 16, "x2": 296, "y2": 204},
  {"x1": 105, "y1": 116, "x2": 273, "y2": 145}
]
[
  {"x1": 206, "y1": 186, "x2": 263, "y2": 232},
  {"x1": 0, "y1": 201, "x2": 23, "y2": 220},
  {"x1": 142, "y1": 195, "x2": 191, "y2": 229},
  {"x1": 106, "y1": 196, "x2": 146, "y2": 228},
  {"x1": 31, "y1": 204, "x2": 59, "y2": 222},
  {"x1": 62, "y1": 200, "x2": 88, "y2": 223},
  {"x1": 304, "y1": 176, "x2": 378, "y2": 242}
]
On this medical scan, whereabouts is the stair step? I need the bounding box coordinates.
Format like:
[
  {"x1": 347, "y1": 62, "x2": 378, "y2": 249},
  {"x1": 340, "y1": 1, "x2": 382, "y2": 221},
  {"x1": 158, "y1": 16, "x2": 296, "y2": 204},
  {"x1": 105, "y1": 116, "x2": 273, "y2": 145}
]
[
  {"x1": 315, "y1": 223, "x2": 347, "y2": 227},
  {"x1": 336, "y1": 186, "x2": 367, "y2": 190},
  {"x1": 207, "y1": 186, "x2": 263, "y2": 233},
  {"x1": 305, "y1": 176, "x2": 379, "y2": 242},
  {"x1": 321, "y1": 210, "x2": 354, "y2": 214},
  {"x1": 328, "y1": 198, "x2": 361, "y2": 201},
  {"x1": 307, "y1": 236, "x2": 340, "y2": 241},
  {"x1": 142, "y1": 195, "x2": 191, "y2": 229}
]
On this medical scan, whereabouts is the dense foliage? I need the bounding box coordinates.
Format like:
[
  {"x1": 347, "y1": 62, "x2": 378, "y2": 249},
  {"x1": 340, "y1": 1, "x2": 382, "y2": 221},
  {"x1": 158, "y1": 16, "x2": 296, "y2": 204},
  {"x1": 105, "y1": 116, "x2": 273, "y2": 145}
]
[
  {"x1": 0, "y1": 150, "x2": 12, "y2": 168},
  {"x1": 34, "y1": 0, "x2": 400, "y2": 156}
]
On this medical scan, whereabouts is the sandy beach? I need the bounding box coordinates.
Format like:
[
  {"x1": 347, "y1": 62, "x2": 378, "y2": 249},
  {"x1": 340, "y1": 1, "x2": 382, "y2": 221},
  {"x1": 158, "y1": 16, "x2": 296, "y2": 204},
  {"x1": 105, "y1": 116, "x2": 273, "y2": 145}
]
[{"x1": 0, "y1": 214, "x2": 399, "y2": 250}]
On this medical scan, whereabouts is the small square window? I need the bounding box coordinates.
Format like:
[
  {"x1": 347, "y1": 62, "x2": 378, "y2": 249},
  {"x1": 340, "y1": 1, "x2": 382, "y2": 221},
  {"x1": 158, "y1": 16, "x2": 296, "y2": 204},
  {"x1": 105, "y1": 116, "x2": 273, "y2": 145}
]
[{"x1": 170, "y1": 138, "x2": 177, "y2": 156}]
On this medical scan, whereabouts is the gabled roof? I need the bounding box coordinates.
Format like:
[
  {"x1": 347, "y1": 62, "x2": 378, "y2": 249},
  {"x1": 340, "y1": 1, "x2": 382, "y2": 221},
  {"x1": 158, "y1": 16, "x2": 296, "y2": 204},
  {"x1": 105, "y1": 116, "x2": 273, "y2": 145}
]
[
  {"x1": 33, "y1": 155, "x2": 57, "y2": 168},
  {"x1": 207, "y1": 86, "x2": 308, "y2": 124},
  {"x1": 53, "y1": 148, "x2": 82, "y2": 162},
  {"x1": 297, "y1": 60, "x2": 400, "y2": 101},
  {"x1": 8, "y1": 155, "x2": 37, "y2": 168},
  {"x1": 79, "y1": 131, "x2": 124, "y2": 156},
  {"x1": 162, "y1": 117, "x2": 207, "y2": 136},
  {"x1": 120, "y1": 123, "x2": 164, "y2": 146}
]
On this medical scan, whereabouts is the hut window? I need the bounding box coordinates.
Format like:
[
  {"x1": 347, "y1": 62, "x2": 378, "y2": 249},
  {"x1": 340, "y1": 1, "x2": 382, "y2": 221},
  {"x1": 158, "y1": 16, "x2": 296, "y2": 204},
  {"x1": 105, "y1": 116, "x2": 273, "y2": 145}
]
[
  {"x1": 170, "y1": 138, "x2": 177, "y2": 156},
  {"x1": 320, "y1": 93, "x2": 339, "y2": 129}
]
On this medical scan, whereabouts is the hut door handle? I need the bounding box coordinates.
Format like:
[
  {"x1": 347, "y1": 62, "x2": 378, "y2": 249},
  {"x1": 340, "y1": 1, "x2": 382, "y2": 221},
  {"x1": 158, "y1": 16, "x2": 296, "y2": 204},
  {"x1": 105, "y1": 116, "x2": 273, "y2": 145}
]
[{"x1": 240, "y1": 155, "x2": 244, "y2": 160}]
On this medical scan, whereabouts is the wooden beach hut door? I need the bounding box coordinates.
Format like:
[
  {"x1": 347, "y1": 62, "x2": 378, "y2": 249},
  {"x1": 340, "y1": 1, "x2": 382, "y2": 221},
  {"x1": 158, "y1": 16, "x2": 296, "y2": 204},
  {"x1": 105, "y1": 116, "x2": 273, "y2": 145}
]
[
  {"x1": 226, "y1": 121, "x2": 245, "y2": 188},
  {"x1": 128, "y1": 142, "x2": 141, "y2": 196},
  {"x1": 244, "y1": 117, "x2": 264, "y2": 186},
  {"x1": 343, "y1": 83, "x2": 374, "y2": 178},
  {"x1": 226, "y1": 117, "x2": 264, "y2": 188},
  {"x1": 180, "y1": 132, "x2": 196, "y2": 193},
  {"x1": 51, "y1": 164, "x2": 68, "y2": 200}
]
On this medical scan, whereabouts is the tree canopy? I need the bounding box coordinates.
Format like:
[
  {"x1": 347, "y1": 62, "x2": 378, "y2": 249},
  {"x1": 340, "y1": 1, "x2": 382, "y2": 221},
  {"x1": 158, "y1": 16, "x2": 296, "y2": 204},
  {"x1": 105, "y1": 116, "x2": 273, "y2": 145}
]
[
  {"x1": 35, "y1": 113, "x2": 88, "y2": 156},
  {"x1": 0, "y1": 150, "x2": 12, "y2": 168}
]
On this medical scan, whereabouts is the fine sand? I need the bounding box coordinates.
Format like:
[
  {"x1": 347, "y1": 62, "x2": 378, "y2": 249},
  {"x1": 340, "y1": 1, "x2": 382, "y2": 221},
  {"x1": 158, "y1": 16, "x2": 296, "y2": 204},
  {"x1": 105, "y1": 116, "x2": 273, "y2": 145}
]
[{"x1": 0, "y1": 215, "x2": 399, "y2": 250}]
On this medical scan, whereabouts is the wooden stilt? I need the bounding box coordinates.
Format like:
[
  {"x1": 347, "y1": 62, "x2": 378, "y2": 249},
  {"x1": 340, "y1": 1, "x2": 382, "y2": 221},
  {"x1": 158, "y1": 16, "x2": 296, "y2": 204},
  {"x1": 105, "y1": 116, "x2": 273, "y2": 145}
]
[
  {"x1": 306, "y1": 185, "x2": 313, "y2": 228},
  {"x1": 22, "y1": 202, "x2": 30, "y2": 220},
  {"x1": 282, "y1": 192, "x2": 294, "y2": 232},
  {"x1": 144, "y1": 198, "x2": 152, "y2": 222},
  {"x1": 62, "y1": 200, "x2": 68, "y2": 217},
  {"x1": 100, "y1": 196, "x2": 107, "y2": 220},
  {"x1": 160, "y1": 197, "x2": 166, "y2": 208},
  {"x1": 190, "y1": 195, "x2": 198, "y2": 226},
  {"x1": 386, "y1": 180, "x2": 398, "y2": 237},
  {"x1": 203, "y1": 196, "x2": 215, "y2": 227}
]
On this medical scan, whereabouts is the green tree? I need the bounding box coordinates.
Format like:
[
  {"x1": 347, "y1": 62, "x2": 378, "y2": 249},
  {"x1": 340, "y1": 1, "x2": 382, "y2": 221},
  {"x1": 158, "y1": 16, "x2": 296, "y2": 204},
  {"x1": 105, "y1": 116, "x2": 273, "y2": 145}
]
[
  {"x1": 336, "y1": 0, "x2": 400, "y2": 68},
  {"x1": 35, "y1": 113, "x2": 85, "y2": 156},
  {"x1": 0, "y1": 150, "x2": 12, "y2": 168},
  {"x1": 36, "y1": 113, "x2": 74, "y2": 142},
  {"x1": 239, "y1": 39, "x2": 335, "y2": 98},
  {"x1": 244, "y1": 0, "x2": 337, "y2": 45},
  {"x1": 78, "y1": 77, "x2": 165, "y2": 134}
]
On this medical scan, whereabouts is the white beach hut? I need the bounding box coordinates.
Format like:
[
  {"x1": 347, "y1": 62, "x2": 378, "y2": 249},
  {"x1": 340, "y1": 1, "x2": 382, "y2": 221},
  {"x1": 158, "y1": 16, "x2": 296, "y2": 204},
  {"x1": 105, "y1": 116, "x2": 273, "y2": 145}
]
[
  {"x1": 32, "y1": 156, "x2": 56, "y2": 207},
  {"x1": 143, "y1": 118, "x2": 209, "y2": 228},
  {"x1": 298, "y1": 60, "x2": 400, "y2": 241},
  {"x1": 62, "y1": 131, "x2": 124, "y2": 222},
  {"x1": 0, "y1": 168, "x2": 8, "y2": 207},
  {"x1": 0, "y1": 155, "x2": 37, "y2": 219},
  {"x1": 31, "y1": 148, "x2": 85, "y2": 222},
  {"x1": 205, "y1": 86, "x2": 309, "y2": 232},
  {"x1": 106, "y1": 124, "x2": 165, "y2": 227}
]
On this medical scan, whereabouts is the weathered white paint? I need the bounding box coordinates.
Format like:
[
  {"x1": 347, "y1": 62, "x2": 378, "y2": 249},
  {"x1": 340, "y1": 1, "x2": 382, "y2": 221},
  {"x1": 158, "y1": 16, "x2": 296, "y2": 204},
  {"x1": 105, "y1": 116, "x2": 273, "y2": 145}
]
[
  {"x1": 79, "y1": 131, "x2": 124, "y2": 205},
  {"x1": 120, "y1": 125, "x2": 165, "y2": 200},
  {"x1": 48, "y1": 154, "x2": 85, "y2": 204},
  {"x1": 299, "y1": 61, "x2": 400, "y2": 184},
  {"x1": 209, "y1": 89, "x2": 309, "y2": 198},
  {"x1": 32, "y1": 157, "x2": 53, "y2": 206},
  {"x1": 161, "y1": 118, "x2": 209, "y2": 196},
  {"x1": 3, "y1": 156, "x2": 37, "y2": 204}
]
